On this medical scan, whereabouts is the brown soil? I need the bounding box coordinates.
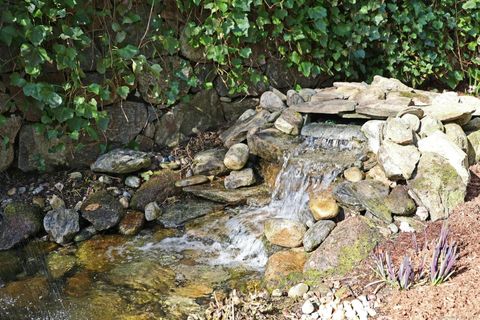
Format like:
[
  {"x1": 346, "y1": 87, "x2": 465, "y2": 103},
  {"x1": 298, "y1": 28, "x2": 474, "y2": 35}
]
[{"x1": 374, "y1": 165, "x2": 480, "y2": 319}]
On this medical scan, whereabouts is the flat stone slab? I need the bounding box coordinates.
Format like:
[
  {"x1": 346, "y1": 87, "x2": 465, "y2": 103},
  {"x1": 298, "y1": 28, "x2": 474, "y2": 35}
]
[
  {"x1": 158, "y1": 199, "x2": 224, "y2": 227},
  {"x1": 290, "y1": 100, "x2": 356, "y2": 114},
  {"x1": 356, "y1": 102, "x2": 408, "y2": 119},
  {"x1": 183, "y1": 182, "x2": 270, "y2": 205},
  {"x1": 301, "y1": 123, "x2": 366, "y2": 143}
]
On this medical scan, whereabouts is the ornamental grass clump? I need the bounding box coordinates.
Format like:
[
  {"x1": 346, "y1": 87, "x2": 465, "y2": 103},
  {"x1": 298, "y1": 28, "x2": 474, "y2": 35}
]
[
  {"x1": 430, "y1": 224, "x2": 459, "y2": 285},
  {"x1": 371, "y1": 224, "x2": 458, "y2": 290}
]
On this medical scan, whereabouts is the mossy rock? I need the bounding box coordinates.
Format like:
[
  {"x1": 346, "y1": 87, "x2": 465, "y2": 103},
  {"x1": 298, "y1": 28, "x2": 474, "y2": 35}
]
[
  {"x1": 0, "y1": 202, "x2": 43, "y2": 250},
  {"x1": 304, "y1": 215, "x2": 382, "y2": 276}
]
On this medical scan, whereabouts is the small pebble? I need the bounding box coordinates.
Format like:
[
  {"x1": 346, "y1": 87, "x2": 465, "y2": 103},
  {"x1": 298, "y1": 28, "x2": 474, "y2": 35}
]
[
  {"x1": 99, "y1": 175, "x2": 112, "y2": 184},
  {"x1": 288, "y1": 283, "x2": 309, "y2": 298},
  {"x1": 119, "y1": 197, "x2": 129, "y2": 209},
  {"x1": 415, "y1": 205, "x2": 429, "y2": 221},
  {"x1": 17, "y1": 187, "x2": 26, "y2": 194},
  {"x1": 122, "y1": 191, "x2": 131, "y2": 199},
  {"x1": 271, "y1": 289, "x2": 283, "y2": 297},
  {"x1": 399, "y1": 221, "x2": 415, "y2": 233},
  {"x1": 32, "y1": 196, "x2": 46, "y2": 208},
  {"x1": 125, "y1": 176, "x2": 141, "y2": 188},
  {"x1": 7, "y1": 188, "x2": 16, "y2": 196},
  {"x1": 302, "y1": 300, "x2": 315, "y2": 314},
  {"x1": 343, "y1": 167, "x2": 365, "y2": 182},
  {"x1": 351, "y1": 299, "x2": 368, "y2": 320},
  {"x1": 74, "y1": 201, "x2": 83, "y2": 211},
  {"x1": 388, "y1": 223, "x2": 399, "y2": 234},
  {"x1": 49, "y1": 195, "x2": 65, "y2": 209},
  {"x1": 106, "y1": 187, "x2": 121, "y2": 196},
  {"x1": 32, "y1": 186, "x2": 44, "y2": 195},
  {"x1": 144, "y1": 201, "x2": 161, "y2": 221},
  {"x1": 68, "y1": 172, "x2": 83, "y2": 180},
  {"x1": 54, "y1": 182, "x2": 64, "y2": 192}
]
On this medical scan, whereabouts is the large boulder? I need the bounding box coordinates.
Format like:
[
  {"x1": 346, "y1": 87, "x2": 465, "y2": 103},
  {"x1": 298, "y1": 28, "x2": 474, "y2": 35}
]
[
  {"x1": 104, "y1": 101, "x2": 148, "y2": 145},
  {"x1": 417, "y1": 131, "x2": 469, "y2": 184},
  {"x1": 0, "y1": 115, "x2": 22, "y2": 172},
  {"x1": 130, "y1": 170, "x2": 180, "y2": 210},
  {"x1": 90, "y1": 149, "x2": 151, "y2": 174},
  {"x1": 304, "y1": 216, "x2": 382, "y2": 274},
  {"x1": 377, "y1": 141, "x2": 420, "y2": 180},
  {"x1": 80, "y1": 190, "x2": 124, "y2": 230},
  {"x1": 408, "y1": 152, "x2": 466, "y2": 221},
  {"x1": 0, "y1": 202, "x2": 42, "y2": 250},
  {"x1": 43, "y1": 208, "x2": 80, "y2": 245},
  {"x1": 154, "y1": 90, "x2": 225, "y2": 148}
]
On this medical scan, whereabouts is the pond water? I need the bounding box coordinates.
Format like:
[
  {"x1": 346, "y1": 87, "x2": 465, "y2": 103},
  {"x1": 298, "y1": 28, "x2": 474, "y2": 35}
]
[{"x1": 0, "y1": 130, "x2": 367, "y2": 319}]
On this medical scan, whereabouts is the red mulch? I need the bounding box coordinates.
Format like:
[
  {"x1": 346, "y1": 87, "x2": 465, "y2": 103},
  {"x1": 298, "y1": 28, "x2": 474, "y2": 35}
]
[{"x1": 374, "y1": 165, "x2": 480, "y2": 319}]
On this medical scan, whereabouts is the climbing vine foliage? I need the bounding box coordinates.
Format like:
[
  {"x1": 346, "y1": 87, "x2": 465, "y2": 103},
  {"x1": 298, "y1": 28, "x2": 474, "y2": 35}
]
[{"x1": 1, "y1": 0, "x2": 480, "y2": 140}]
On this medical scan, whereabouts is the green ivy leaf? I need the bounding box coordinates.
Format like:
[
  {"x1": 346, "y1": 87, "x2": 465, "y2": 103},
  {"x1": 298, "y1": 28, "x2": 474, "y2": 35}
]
[
  {"x1": 116, "y1": 86, "x2": 130, "y2": 99},
  {"x1": 117, "y1": 45, "x2": 139, "y2": 59}
]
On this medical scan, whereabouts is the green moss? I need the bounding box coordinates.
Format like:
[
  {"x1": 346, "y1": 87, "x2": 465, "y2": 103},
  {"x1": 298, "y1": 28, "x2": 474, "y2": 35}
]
[{"x1": 335, "y1": 232, "x2": 379, "y2": 275}]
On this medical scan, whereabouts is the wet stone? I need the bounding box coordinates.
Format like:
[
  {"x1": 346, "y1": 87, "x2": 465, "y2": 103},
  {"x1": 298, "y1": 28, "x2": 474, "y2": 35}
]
[
  {"x1": 118, "y1": 210, "x2": 145, "y2": 235},
  {"x1": 175, "y1": 175, "x2": 210, "y2": 187},
  {"x1": 43, "y1": 208, "x2": 80, "y2": 245},
  {"x1": 81, "y1": 190, "x2": 124, "y2": 231}
]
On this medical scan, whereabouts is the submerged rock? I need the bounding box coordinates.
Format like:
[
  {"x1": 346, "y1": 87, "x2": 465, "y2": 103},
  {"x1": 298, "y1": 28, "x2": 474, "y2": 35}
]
[
  {"x1": 183, "y1": 182, "x2": 269, "y2": 205},
  {"x1": 408, "y1": 152, "x2": 466, "y2": 221},
  {"x1": 0, "y1": 202, "x2": 42, "y2": 250},
  {"x1": 264, "y1": 218, "x2": 306, "y2": 248},
  {"x1": 81, "y1": 190, "x2": 124, "y2": 231},
  {"x1": 303, "y1": 220, "x2": 336, "y2": 252},
  {"x1": 224, "y1": 168, "x2": 256, "y2": 189},
  {"x1": 46, "y1": 252, "x2": 76, "y2": 279},
  {"x1": 159, "y1": 199, "x2": 224, "y2": 228},
  {"x1": 43, "y1": 208, "x2": 80, "y2": 245},
  {"x1": 118, "y1": 210, "x2": 145, "y2": 235},
  {"x1": 304, "y1": 216, "x2": 381, "y2": 274},
  {"x1": 91, "y1": 149, "x2": 151, "y2": 174}
]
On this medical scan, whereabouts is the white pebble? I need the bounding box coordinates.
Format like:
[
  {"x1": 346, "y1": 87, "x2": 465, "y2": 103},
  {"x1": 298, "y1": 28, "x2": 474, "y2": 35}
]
[
  {"x1": 271, "y1": 289, "x2": 282, "y2": 297},
  {"x1": 302, "y1": 300, "x2": 315, "y2": 315},
  {"x1": 399, "y1": 221, "x2": 415, "y2": 233},
  {"x1": 54, "y1": 182, "x2": 64, "y2": 191},
  {"x1": 351, "y1": 299, "x2": 368, "y2": 320},
  {"x1": 332, "y1": 307, "x2": 346, "y2": 320},
  {"x1": 125, "y1": 176, "x2": 141, "y2": 188},
  {"x1": 68, "y1": 172, "x2": 83, "y2": 180},
  {"x1": 388, "y1": 223, "x2": 399, "y2": 234},
  {"x1": 119, "y1": 197, "x2": 129, "y2": 209},
  {"x1": 366, "y1": 307, "x2": 377, "y2": 317},
  {"x1": 288, "y1": 283, "x2": 309, "y2": 298},
  {"x1": 144, "y1": 201, "x2": 161, "y2": 221},
  {"x1": 343, "y1": 302, "x2": 356, "y2": 320}
]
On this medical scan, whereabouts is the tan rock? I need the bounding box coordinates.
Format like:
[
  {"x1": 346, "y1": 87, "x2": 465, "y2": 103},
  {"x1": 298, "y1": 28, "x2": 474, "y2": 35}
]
[
  {"x1": 264, "y1": 249, "x2": 307, "y2": 282},
  {"x1": 309, "y1": 190, "x2": 340, "y2": 220},
  {"x1": 343, "y1": 167, "x2": 365, "y2": 182},
  {"x1": 264, "y1": 218, "x2": 306, "y2": 248}
]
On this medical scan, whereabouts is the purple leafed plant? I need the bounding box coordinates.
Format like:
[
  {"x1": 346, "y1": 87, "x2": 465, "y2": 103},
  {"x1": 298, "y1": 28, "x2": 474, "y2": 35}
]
[
  {"x1": 430, "y1": 224, "x2": 459, "y2": 285},
  {"x1": 372, "y1": 252, "x2": 415, "y2": 290}
]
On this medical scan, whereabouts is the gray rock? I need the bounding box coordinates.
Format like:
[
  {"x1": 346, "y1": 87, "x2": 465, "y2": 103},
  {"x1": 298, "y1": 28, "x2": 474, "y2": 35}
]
[
  {"x1": 274, "y1": 109, "x2": 303, "y2": 135},
  {"x1": 130, "y1": 170, "x2": 180, "y2": 210},
  {"x1": 419, "y1": 115, "x2": 444, "y2": 138},
  {"x1": 259, "y1": 91, "x2": 286, "y2": 112},
  {"x1": 377, "y1": 141, "x2": 420, "y2": 180},
  {"x1": 385, "y1": 186, "x2": 416, "y2": 216},
  {"x1": 422, "y1": 103, "x2": 474, "y2": 125},
  {"x1": 460, "y1": 95, "x2": 480, "y2": 116},
  {"x1": 158, "y1": 199, "x2": 224, "y2": 228},
  {"x1": 332, "y1": 182, "x2": 364, "y2": 211},
  {"x1": 343, "y1": 167, "x2": 364, "y2": 182},
  {"x1": 361, "y1": 120, "x2": 385, "y2": 153},
  {"x1": 91, "y1": 149, "x2": 151, "y2": 174},
  {"x1": 467, "y1": 130, "x2": 480, "y2": 164},
  {"x1": 303, "y1": 220, "x2": 336, "y2": 252},
  {"x1": 222, "y1": 98, "x2": 259, "y2": 122},
  {"x1": 401, "y1": 113, "x2": 421, "y2": 132},
  {"x1": 352, "y1": 180, "x2": 392, "y2": 223},
  {"x1": 224, "y1": 143, "x2": 249, "y2": 170},
  {"x1": 220, "y1": 109, "x2": 271, "y2": 148},
  {"x1": 125, "y1": 176, "x2": 141, "y2": 188},
  {"x1": 81, "y1": 190, "x2": 124, "y2": 230},
  {"x1": 192, "y1": 148, "x2": 228, "y2": 176},
  {"x1": 383, "y1": 117, "x2": 413, "y2": 145},
  {"x1": 264, "y1": 218, "x2": 306, "y2": 248},
  {"x1": 271, "y1": 87, "x2": 287, "y2": 101},
  {"x1": 247, "y1": 128, "x2": 300, "y2": 162},
  {"x1": 298, "y1": 88, "x2": 317, "y2": 101},
  {"x1": 144, "y1": 201, "x2": 161, "y2": 221},
  {"x1": 43, "y1": 208, "x2": 80, "y2": 245},
  {"x1": 237, "y1": 109, "x2": 257, "y2": 122},
  {"x1": 356, "y1": 102, "x2": 409, "y2": 119},
  {"x1": 408, "y1": 152, "x2": 466, "y2": 221},
  {"x1": 418, "y1": 131, "x2": 469, "y2": 184},
  {"x1": 290, "y1": 100, "x2": 356, "y2": 114},
  {"x1": 286, "y1": 90, "x2": 305, "y2": 107},
  {"x1": 175, "y1": 175, "x2": 210, "y2": 187},
  {"x1": 463, "y1": 117, "x2": 480, "y2": 132},
  {"x1": 0, "y1": 115, "x2": 22, "y2": 172},
  {"x1": 444, "y1": 123, "x2": 468, "y2": 153},
  {"x1": 104, "y1": 101, "x2": 148, "y2": 145},
  {"x1": 0, "y1": 202, "x2": 42, "y2": 250},
  {"x1": 74, "y1": 226, "x2": 97, "y2": 242},
  {"x1": 49, "y1": 194, "x2": 65, "y2": 209},
  {"x1": 224, "y1": 168, "x2": 256, "y2": 189},
  {"x1": 183, "y1": 182, "x2": 269, "y2": 205},
  {"x1": 352, "y1": 86, "x2": 385, "y2": 105},
  {"x1": 310, "y1": 87, "x2": 346, "y2": 101},
  {"x1": 304, "y1": 216, "x2": 381, "y2": 274}
]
